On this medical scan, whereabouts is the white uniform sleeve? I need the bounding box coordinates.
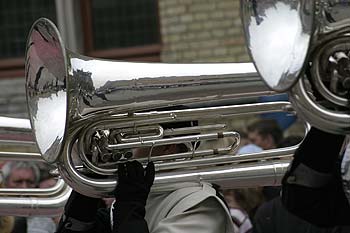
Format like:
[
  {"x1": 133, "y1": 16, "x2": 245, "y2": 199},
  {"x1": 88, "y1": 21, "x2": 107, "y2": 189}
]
[
  {"x1": 151, "y1": 197, "x2": 230, "y2": 233},
  {"x1": 27, "y1": 217, "x2": 56, "y2": 233}
]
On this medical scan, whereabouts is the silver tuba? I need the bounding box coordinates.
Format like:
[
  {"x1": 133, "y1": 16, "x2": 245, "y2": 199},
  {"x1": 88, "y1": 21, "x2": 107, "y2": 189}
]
[
  {"x1": 240, "y1": 0, "x2": 350, "y2": 134},
  {"x1": 25, "y1": 18, "x2": 297, "y2": 198}
]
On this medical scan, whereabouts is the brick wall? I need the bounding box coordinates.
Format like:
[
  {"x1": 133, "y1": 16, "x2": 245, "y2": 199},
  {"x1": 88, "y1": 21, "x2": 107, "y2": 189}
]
[
  {"x1": 158, "y1": 0, "x2": 255, "y2": 131},
  {"x1": 0, "y1": 78, "x2": 27, "y2": 118},
  {"x1": 158, "y1": 0, "x2": 250, "y2": 62}
]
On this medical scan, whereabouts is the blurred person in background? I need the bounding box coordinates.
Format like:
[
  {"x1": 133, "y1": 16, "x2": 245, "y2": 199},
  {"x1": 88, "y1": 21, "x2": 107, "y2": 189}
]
[
  {"x1": 2, "y1": 161, "x2": 57, "y2": 233},
  {"x1": 0, "y1": 216, "x2": 14, "y2": 233},
  {"x1": 247, "y1": 119, "x2": 284, "y2": 201},
  {"x1": 38, "y1": 163, "x2": 57, "y2": 189},
  {"x1": 223, "y1": 188, "x2": 265, "y2": 233},
  {"x1": 0, "y1": 170, "x2": 14, "y2": 233},
  {"x1": 235, "y1": 131, "x2": 263, "y2": 155},
  {"x1": 2, "y1": 161, "x2": 40, "y2": 189},
  {"x1": 2, "y1": 161, "x2": 40, "y2": 233},
  {"x1": 246, "y1": 119, "x2": 283, "y2": 151}
]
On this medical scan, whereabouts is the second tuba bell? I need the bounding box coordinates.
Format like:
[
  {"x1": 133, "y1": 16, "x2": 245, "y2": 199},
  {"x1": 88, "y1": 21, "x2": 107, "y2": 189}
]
[{"x1": 240, "y1": 0, "x2": 350, "y2": 134}]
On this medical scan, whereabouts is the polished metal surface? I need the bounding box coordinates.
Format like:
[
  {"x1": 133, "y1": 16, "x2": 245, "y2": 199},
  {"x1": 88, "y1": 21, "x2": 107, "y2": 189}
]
[
  {"x1": 155, "y1": 160, "x2": 291, "y2": 192},
  {"x1": 77, "y1": 101, "x2": 291, "y2": 175},
  {"x1": 0, "y1": 116, "x2": 32, "y2": 131},
  {"x1": 0, "y1": 180, "x2": 71, "y2": 216},
  {"x1": 25, "y1": 18, "x2": 300, "y2": 198},
  {"x1": 241, "y1": 0, "x2": 350, "y2": 91},
  {"x1": 289, "y1": 76, "x2": 350, "y2": 134},
  {"x1": 310, "y1": 37, "x2": 350, "y2": 107},
  {"x1": 4, "y1": 0, "x2": 348, "y2": 212},
  {"x1": 0, "y1": 113, "x2": 295, "y2": 214},
  {"x1": 241, "y1": 0, "x2": 314, "y2": 91},
  {"x1": 0, "y1": 117, "x2": 42, "y2": 160},
  {"x1": 25, "y1": 18, "x2": 67, "y2": 164},
  {"x1": 0, "y1": 151, "x2": 42, "y2": 161},
  {"x1": 58, "y1": 101, "x2": 296, "y2": 197},
  {"x1": 241, "y1": 0, "x2": 350, "y2": 134},
  {"x1": 0, "y1": 116, "x2": 68, "y2": 216},
  {"x1": 317, "y1": 0, "x2": 350, "y2": 35},
  {"x1": 26, "y1": 18, "x2": 271, "y2": 164},
  {"x1": 60, "y1": 128, "x2": 294, "y2": 196}
]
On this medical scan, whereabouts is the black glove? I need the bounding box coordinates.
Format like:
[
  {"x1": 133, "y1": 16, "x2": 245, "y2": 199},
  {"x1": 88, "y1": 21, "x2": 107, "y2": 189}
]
[
  {"x1": 112, "y1": 161, "x2": 155, "y2": 233},
  {"x1": 114, "y1": 160, "x2": 155, "y2": 205}
]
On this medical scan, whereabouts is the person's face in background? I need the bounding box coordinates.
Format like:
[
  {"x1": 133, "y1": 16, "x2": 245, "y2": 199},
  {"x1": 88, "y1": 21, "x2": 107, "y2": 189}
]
[
  {"x1": 6, "y1": 168, "x2": 36, "y2": 188},
  {"x1": 247, "y1": 130, "x2": 275, "y2": 150},
  {"x1": 39, "y1": 178, "x2": 57, "y2": 188}
]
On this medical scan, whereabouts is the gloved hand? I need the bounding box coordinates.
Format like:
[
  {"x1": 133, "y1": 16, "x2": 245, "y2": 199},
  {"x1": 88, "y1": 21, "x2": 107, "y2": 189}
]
[
  {"x1": 113, "y1": 160, "x2": 155, "y2": 205},
  {"x1": 112, "y1": 161, "x2": 155, "y2": 233}
]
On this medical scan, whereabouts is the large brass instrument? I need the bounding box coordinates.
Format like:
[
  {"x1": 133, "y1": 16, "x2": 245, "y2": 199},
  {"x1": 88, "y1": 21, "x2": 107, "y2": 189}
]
[
  {"x1": 2, "y1": 0, "x2": 349, "y2": 216},
  {"x1": 240, "y1": 0, "x2": 350, "y2": 134},
  {"x1": 0, "y1": 115, "x2": 295, "y2": 216},
  {"x1": 23, "y1": 18, "x2": 297, "y2": 199}
]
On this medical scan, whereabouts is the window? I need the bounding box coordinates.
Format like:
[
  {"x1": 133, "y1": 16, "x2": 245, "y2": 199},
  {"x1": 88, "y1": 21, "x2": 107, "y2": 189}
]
[
  {"x1": 0, "y1": 1, "x2": 161, "y2": 78},
  {"x1": 0, "y1": 0, "x2": 56, "y2": 77},
  {"x1": 81, "y1": 0, "x2": 161, "y2": 61}
]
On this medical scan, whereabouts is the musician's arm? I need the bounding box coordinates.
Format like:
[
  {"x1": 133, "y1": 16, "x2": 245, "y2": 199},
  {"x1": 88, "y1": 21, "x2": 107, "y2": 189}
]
[
  {"x1": 281, "y1": 127, "x2": 349, "y2": 227},
  {"x1": 56, "y1": 190, "x2": 110, "y2": 233},
  {"x1": 111, "y1": 161, "x2": 154, "y2": 233}
]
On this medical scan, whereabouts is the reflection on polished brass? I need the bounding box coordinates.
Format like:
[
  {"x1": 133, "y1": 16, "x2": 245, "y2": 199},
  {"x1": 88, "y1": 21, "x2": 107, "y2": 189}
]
[
  {"x1": 0, "y1": 117, "x2": 70, "y2": 216},
  {"x1": 25, "y1": 18, "x2": 300, "y2": 198},
  {"x1": 0, "y1": 179, "x2": 71, "y2": 217},
  {"x1": 241, "y1": 0, "x2": 314, "y2": 91},
  {"x1": 25, "y1": 18, "x2": 269, "y2": 164},
  {"x1": 241, "y1": 0, "x2": 350, "y2": 134}
]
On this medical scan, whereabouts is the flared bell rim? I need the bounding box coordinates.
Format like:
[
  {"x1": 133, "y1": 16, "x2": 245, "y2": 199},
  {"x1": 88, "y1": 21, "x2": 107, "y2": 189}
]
[
  {"x1": 25, "y1": 18, "x2": 68, "y2": 163},
  {"x1": 240, "y1": 0, "x2": 315, "y2": 92}
]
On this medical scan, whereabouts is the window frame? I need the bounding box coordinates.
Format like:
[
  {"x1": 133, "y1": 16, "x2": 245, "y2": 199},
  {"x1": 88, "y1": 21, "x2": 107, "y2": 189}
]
[
  {"x1": 0, "y1": 58, "x2": 24, "y2": 78},
  {"x1": 0, "y1": 1, "x2": 57, "y2": 78},
  {"x1": 80, "y1": 0, "x2": 162, "y2": 62},
  {"x1": 0, "y1": 0, "x2": 162, "y2": 78}
]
